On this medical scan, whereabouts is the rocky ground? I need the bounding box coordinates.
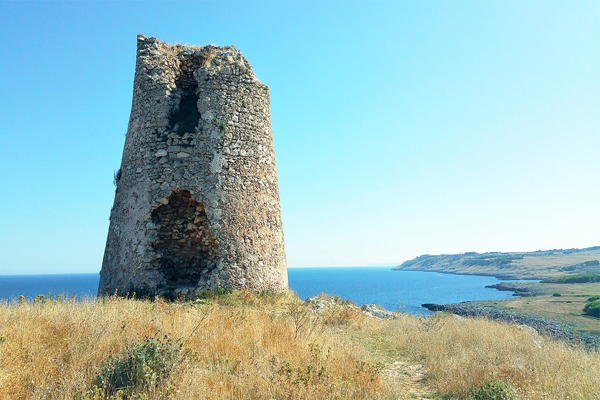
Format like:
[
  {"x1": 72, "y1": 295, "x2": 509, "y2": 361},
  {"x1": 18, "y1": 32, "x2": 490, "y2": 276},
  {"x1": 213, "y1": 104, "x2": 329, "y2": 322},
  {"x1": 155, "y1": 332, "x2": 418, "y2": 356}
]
[
  {"x1": 305, "y1": 295, "x2": 395, "y2": 319},
  {"x1": 484, "y1": 281, "x2": 547, "y2": 297}
]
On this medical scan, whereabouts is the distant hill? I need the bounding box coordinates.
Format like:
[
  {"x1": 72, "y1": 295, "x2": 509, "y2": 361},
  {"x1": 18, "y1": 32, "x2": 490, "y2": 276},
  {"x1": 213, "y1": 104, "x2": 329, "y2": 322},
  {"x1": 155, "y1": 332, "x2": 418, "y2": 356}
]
[{"x1": 393, "y1": 246, "x2": 600, "y2": 280}]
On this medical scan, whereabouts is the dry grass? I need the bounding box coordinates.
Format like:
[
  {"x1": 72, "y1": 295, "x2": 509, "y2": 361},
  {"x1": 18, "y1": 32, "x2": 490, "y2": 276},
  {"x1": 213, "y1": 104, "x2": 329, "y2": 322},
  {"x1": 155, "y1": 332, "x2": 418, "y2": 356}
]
[
  {"x1": 0, "y1": 292, "x2": 383, "y2": 400},
  {"x1": 370, "y1": 314, "x2": 600, "y2": 399},
  {"x1": 0, "y1": 292, "x2": 598, "y2": 399}
]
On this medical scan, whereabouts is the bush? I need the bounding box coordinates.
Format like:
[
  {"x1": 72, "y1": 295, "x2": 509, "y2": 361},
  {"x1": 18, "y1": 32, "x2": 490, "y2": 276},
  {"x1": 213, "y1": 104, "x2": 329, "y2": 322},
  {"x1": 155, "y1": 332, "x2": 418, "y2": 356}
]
[
  {"x1": 468, "y1": 377, "x2": 515, "y2": 400},
  {"x1": 587, "y1": 295, "x2": 600, "y2": 302},
  {"x1": 552, "y1": 293, "x2": 561, "y2": 297},
  {"x1": 95, "y1": 337, "x2": 181, "y2": 397},
  {"x1": 583, "y1": 300, "x2": 600, "y2": 318},
  {"x1": 541, "y1": 273, "x2": 600, "y2": 284},
  {"x1": 581, "y1": 260, "x2": 600, "y2": 267}
]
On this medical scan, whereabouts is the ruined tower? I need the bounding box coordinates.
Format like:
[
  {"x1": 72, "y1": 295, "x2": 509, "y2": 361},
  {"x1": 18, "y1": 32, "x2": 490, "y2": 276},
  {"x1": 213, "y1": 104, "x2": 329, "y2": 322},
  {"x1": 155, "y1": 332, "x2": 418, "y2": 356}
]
[{"x1": 98, "y1": 34, "x2": 288, "y2": 298}]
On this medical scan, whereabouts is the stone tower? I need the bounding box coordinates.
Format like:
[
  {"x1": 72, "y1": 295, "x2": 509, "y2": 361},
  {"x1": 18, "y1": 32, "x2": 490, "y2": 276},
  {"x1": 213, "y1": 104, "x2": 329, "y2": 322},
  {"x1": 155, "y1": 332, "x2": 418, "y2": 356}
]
[{"x1": 98, "y1": 34, "x2": 287, "y2": 298}]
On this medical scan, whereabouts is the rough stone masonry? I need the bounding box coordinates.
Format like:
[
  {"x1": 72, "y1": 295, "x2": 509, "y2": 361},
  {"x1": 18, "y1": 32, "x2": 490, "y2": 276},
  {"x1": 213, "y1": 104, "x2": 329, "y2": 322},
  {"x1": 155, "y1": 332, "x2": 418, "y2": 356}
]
[{"x1": 98, "y1": 34, "x2": 288, "y2": 298}]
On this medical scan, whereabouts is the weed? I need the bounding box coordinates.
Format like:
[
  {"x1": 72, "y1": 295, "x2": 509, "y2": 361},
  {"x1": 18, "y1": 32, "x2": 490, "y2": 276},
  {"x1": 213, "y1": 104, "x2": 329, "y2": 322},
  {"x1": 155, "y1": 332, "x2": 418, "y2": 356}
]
[
  {"x1": 286, "y1": 301, "x2": 321, "y2": 340},
  {"x1": 259, "y1": 289, "x2": 284, "y2": 300},
  {"x1": 468, "y1": 377, "x2": 515, "y2": 400},
  {"x1": 213, "y1": 117, "x2": 227, "y2": 135},
  {"x1": 113, "y1": 169, "x2": 122, "y2": 188},
  {"x1": 196, "y1": 286, "x2": 232, "y2": 301},
  {"x1": 95, "y1": 337, "x2": 181, "y2": 398}
]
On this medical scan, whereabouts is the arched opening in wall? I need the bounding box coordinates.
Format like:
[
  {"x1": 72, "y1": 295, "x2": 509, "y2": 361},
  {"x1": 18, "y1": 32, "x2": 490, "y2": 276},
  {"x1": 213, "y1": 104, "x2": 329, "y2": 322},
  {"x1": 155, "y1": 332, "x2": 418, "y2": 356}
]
[
  {"x1": 151, "y1": 189, "x2": 217, "y2": 287},
  {"x1": 168, "y1": 56, "x2": 201, "y2": 134}
]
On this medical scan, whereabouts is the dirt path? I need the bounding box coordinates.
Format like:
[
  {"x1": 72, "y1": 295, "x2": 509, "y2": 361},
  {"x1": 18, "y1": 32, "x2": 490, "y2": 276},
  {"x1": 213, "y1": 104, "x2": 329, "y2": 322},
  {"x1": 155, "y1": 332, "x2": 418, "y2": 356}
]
[{"x1": 383, "y1": 360, "x2": 438, "y2": 399}]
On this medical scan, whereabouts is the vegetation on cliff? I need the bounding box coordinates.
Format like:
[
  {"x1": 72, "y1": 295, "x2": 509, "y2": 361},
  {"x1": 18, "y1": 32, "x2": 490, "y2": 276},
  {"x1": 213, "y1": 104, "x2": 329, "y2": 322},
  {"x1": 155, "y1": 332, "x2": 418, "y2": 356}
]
[
  {"x1": 541, "y1": 273, "x2": 600, "y2": 284},
  {"x1": 394, "y1": 246, "x2": 600, "y2": 280},
  {"x1": 0, "y1": 291, "x2": 599, "y2": 399}
]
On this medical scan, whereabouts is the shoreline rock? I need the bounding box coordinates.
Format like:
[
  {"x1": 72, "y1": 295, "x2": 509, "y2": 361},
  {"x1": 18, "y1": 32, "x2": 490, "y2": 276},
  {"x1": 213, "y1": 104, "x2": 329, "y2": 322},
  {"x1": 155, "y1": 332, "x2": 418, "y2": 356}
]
[
  {"x1": 305, "y1": 296, "x2": 395, "y2": 319},
  {"x1": 484, "y1": 281, "x2": 546, "y2": 297},
  {"x1": 360, "y1": 304, "x2": 395, "y2": 319}
]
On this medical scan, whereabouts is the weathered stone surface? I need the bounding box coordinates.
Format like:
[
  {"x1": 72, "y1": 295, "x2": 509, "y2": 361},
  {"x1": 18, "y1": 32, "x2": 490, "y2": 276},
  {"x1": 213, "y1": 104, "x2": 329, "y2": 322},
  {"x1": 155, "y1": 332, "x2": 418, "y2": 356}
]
[
  {"x1": 98, "y1": 34, "x2": 288, "y2": 298},
  {"x1": 360, "y1": 304, "x2": 395, "y2": 319},
  {"x1": 305, "y1": 296, "x2": 396, "y2": 319}
]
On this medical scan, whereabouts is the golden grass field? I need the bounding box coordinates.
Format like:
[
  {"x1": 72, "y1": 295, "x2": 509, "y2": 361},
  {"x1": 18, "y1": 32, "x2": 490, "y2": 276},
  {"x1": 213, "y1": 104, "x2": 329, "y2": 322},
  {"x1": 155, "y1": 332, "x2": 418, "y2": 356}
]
[{"x1": 0, "y1": 291, "x2": 598, "y2": 400}]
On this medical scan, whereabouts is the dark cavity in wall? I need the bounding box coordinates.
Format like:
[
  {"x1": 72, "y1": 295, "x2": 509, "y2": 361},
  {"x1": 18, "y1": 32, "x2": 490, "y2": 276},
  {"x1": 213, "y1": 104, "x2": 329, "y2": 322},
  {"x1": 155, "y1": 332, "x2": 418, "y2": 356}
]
[
  {"x1": 169, "y1": 55, "x2": 202, "y2": 134},
  {"x1": 151, "y1": 189, "x2": 217, "y2": 287}
]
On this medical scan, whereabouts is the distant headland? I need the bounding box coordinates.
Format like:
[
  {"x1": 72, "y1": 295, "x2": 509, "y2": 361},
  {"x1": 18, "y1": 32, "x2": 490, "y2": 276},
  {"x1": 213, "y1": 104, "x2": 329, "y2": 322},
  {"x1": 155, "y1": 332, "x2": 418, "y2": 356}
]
[{"x1": 394, "y1": 246, "x2": 600, "y2": 280}]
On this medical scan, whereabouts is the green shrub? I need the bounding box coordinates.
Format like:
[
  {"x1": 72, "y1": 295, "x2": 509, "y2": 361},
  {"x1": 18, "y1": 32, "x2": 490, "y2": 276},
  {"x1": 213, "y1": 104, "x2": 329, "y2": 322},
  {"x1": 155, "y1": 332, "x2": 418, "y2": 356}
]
[
  {"x1": 95, "y1": 337, "x2": 181, "y2": 397},
  {"x1": 213, "y1": 117, "x2": 227, "y2": 135},
  {"x1": 552, "y1": 293, "x2": 561, "y2": 297},
  {"x1": 541, "y1": 273, "x2": 600, "y2": 284},
  {"x1": 259, "y1": 289, "x2": 287, "y2": 303},
  {"x1": 583, "y1": 300, "x2": 600, "y2": 318},
  {"x1": 196, "y1": 286, "x2": 232, "y2": 300},
  {"x1": 468, "y1": 377, "x2": 515, "y2": 400},
  {"x1": 581, "y1": 260, "x2": 600, "y2": 267},
  {"x1": 587, "y1": 295, "x2": 600, "y2": 302}
]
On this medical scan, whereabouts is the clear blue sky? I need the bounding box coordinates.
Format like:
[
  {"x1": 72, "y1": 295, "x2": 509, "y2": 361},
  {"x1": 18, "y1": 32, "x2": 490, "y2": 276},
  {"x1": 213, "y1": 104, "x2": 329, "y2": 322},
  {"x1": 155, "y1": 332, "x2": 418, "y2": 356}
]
[{"x1": 0, "y1": 1, "x2": 598, "y2": 274}]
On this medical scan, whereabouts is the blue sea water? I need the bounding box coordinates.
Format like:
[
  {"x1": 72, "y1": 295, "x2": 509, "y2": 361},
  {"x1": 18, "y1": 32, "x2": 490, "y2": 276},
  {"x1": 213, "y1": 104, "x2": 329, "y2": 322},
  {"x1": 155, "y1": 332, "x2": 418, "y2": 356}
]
[
  {"x1": 0, "y1": 268, "x2": 516, "y2": 315},
  {"x1": 288, "y1": 267, "x2": 516, "y2": 315},
  {"x1": 0, "y1": 273, "x2": 100, "y2": 300},
  {"x1": 0, "y1": 273, "x2": 100, "y2": 301}
]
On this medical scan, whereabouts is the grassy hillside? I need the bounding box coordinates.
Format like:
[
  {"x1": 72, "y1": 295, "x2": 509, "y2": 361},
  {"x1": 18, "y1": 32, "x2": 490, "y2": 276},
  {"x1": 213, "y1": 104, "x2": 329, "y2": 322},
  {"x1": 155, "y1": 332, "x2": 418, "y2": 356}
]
[
  {"x1": 0, "y1": 292, "x2": 599, "y2": 399},
  {"x1": 394, "y1": 246, "x2": 600, "y2": 280}
]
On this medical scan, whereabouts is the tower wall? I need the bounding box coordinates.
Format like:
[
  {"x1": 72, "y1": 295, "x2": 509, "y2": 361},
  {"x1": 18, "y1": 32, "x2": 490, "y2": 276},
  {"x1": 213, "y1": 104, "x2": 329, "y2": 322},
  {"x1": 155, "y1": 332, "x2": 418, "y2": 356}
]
[{"x1": 98, "y1": 34, "x2": 287, "y2": 298}]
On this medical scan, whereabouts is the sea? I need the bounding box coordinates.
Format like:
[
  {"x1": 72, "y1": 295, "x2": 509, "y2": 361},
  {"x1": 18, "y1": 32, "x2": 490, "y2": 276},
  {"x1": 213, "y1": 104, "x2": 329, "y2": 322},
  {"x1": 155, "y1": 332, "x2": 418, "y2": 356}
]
[{"x1": 0, "y1": 267, "x2": 519, "y2": 316}]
